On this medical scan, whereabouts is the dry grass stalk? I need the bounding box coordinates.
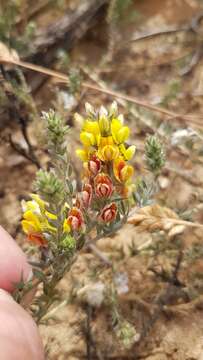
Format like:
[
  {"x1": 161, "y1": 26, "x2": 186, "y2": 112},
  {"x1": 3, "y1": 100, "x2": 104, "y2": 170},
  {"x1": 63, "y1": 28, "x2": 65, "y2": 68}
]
[
  {"x1": 127, "y1": 204, "x2": 203, "y2": 238},
  {"x1": 0, "y1": 43, "x2": 203, "y2": 128}
]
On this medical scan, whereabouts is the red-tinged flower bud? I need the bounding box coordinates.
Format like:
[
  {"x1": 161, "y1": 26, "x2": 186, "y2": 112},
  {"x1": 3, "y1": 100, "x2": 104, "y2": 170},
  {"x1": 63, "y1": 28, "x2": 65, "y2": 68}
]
[
  {"x1": 94, "y1": 173, "x2": 113, "y2": 198},
  {"x1": 67, "y1": 207, "x2": 84, "y2": 231},
  {"x1": 28, "y1": 232, "x2": 47, "y2": 247},
  {"x1": 88, "y1": 154, "x2": 101, "y2": 176},
  {"x1": 100, "y1": 203, "x2": 117, "y2": 223},
  {"x1": 76, "y1": 183, "x2": 93, "y2": 209}
]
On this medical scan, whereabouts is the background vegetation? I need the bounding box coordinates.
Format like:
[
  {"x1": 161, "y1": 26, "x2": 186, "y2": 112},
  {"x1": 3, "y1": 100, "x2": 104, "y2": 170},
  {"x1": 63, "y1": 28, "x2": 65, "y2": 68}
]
[{"x1": 0, "y1": 0, "x2": 203, "y2": 359}]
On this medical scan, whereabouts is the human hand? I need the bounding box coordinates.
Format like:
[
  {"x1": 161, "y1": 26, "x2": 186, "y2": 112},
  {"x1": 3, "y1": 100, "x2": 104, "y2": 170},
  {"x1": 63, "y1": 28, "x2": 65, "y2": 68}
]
[{"x1": 0, "y1": 226, "x2": 44, "y2": 359}]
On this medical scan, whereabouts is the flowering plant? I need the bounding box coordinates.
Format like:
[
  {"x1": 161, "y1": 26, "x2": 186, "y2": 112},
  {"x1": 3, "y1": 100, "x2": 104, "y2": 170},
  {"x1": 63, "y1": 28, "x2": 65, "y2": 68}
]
[{"x1": 19, "y1": 102, "x2": 164, "y2": 322}]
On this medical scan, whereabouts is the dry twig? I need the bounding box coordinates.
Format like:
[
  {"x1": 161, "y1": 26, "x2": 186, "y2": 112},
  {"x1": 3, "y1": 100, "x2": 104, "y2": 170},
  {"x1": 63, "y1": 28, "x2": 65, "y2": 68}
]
[{"x1": 0, "y1": 51, "x2": 202, "y2": 128}]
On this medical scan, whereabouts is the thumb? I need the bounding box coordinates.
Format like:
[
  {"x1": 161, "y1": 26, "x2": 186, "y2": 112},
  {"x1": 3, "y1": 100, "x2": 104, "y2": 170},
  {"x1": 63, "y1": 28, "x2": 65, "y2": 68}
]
[
  {"x1": 0, "y1": 226, "x2": 44, "y2": 358},
  {"x1": 0, "y1": 289, "x2": 44, "y2": 359}
]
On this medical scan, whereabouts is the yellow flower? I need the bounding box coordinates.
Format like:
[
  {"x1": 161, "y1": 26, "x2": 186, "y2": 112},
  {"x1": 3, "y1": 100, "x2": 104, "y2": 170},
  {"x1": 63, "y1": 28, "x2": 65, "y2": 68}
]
[
  {"x1": 21, "y1": 197, "x2": 57, "y2": 243},
  {"x1": 22, "y1": 195, "x2": 57, "y2": 221},
  {"x1": 119, "y1": 144, "x2": 136, "y2": 161},
  {"x1": 97, "y1": 136, "x2": 120, "y2": 162},
  {"x1": 22, "y1": 210, "x2": 42, "y2": 235},
  {"x1": 82, "y1": 120, "x2": 101, "y2": 145},
  {"x1": 98, "y1": 144, "x2": 120, "y2": 162},
  {"x1": 21, "y1": 206, "x2": 49, "y2": 247},
  {"x1": 22, "y1": 210, "x2": 56, "y2": 234},
  {"x1": 111, "y1": 118, "x2": 130, "y2": 144},
  {"x1": 80, "y1": 119, "x2": 102, "y2": 146},
  {"x1": 76, "y1": 103, "x2": 136, "y2": 166}
]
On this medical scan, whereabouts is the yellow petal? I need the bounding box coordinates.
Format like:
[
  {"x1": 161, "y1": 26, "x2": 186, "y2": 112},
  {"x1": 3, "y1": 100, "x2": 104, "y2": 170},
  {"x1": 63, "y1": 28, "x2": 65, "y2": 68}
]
[
  {"x1": 111, "y1": 118, "x2": 122, "y2": 143},
  {"x1": 99, "y1": 136, "x2": 114, "y2": 147},
  {"x1": 63, "y1": 219, "x2": 71, "y2": 233},
  {"x1": 83, "y1": 120, "x2": 100, "y2": 135},
  {"x1": 113, "y1": 157, "x2": 124, "y2": 181},
  {"x1": 76, "y1": 148, "x2": 89, "y2": 161},
  {"x1": 111, "y1": 119, "x2": 130, "y2": 144},
  {"x1": 42, "y1": 219, "x2": 57, "y2": 232},
  {"x1": 21, "y1": 200, "x2": 38, "y2": 213},
  {"x1": 117, "y1": 126, "x2": 130, "y2": 143},
  {"x1": 45, "y1": 210, "x2": 57, "y2": 220},
  {"x1": 96, "y1": 133, "x2": 101, "y2": 146},
  {"x1": 98, "y1": 116, "x2": 110, "y2": 135},
  {"x1": 119, "y1": 144, "x2": 136, "y2": 160},
  {"x1": 22, "y1": 219, "x2": 39, "y2": 234},
  {"x1": 120, "y1": 165, "x2": 134, "y2": 182},
  {"x1": 23, "y1": 210, "x2": 42, "y2": 230},
  {"x1": 23, "y1": 210, "x2": 40, "y2": 223},
  {"x1": 125, "y1": 145, "x2": 136, "y2": 160},
  {"x1": 98, "y1": 145, "x2": 119, "y2": 161},
  {"x1": 30, "y1": 194, "x2": 45, "y2": 209},
  {"x1": 80, "y1": 132, "x2": 95, "y2": 146},
  {"x1": 111, "y1": 118, "x2": 122, "y2": 132}
]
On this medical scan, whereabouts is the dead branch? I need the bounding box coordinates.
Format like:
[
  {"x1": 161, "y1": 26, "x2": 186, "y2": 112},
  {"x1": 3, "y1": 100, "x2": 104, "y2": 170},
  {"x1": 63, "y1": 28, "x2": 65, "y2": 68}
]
[
  {"x1": 27, "y1": 0, "x2": 108, "y2": 60},
  {"x1": 23, "y1": 0, "x2": 108, "y2": 91}
]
